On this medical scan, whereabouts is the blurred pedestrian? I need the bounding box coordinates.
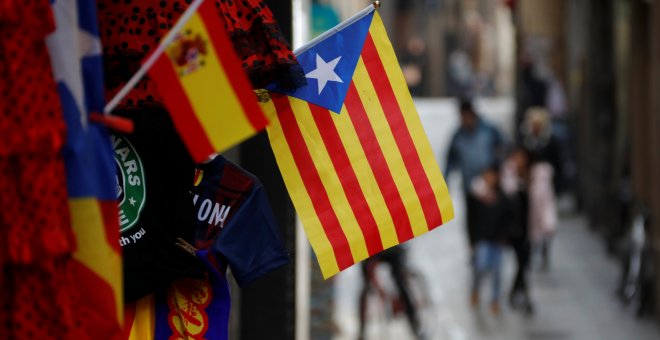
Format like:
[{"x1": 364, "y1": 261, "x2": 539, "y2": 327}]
[
  {"x1": 521, "y1": 106, "x2": 563, "y2": 192},
  {"x1": 358, "y1": 246, "x2": 423, "y2": 339},
  {"x1": 445, "y1": 99, "x2": 504, "y2": 249},
  {"x1": 469, "y1": 164, "x2": 514, "y2": 315},
  {"x1": 501, "y1": 147, "x2": 535, "y2": 314},
  {"x1": 520, "y1": 107, "x2": 559, "y2": 270},
  {"x1": 529, "y1": 161, "x2": 557, "y2": 270}
]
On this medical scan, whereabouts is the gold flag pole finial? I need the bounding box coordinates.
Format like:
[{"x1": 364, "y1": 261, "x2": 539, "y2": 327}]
[{"x1": 374, "y1": 1, "x2": 380, "y2": 9}]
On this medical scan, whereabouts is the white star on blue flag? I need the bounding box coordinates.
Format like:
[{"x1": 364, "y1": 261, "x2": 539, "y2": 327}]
[
  {"x1": 305, "y1": 54, "x2": 343, "y2": 95},
  {"x1": 46, "y1": 0, "x2": 116, "y2": 200},
  {"x1": 268, "y1": 11, "x2": 375, "y2": 113}
]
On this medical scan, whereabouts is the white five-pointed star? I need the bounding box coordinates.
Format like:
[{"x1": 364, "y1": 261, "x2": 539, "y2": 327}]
[
  {"x1": 129, "y1": 197, "x2": 137, "y2": 206},
  {"x1": 305, "y1": 54, "x2": 343, "y2": 95},
  {"x1": 46, "y1": 0, "x2": 102, "y2": 129}
]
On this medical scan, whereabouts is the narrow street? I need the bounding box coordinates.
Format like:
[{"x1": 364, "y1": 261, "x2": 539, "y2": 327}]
[{"x1": 332, "y1": 99, "x2": 660, "y2": 340}]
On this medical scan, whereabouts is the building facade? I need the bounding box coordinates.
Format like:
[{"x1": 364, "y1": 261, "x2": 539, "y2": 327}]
[{"x1": 517, "y1": 0, "x2": 660, "y2": 320}]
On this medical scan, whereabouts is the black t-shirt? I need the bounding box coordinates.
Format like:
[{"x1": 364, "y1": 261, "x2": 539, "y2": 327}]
[{"x1": 111, "y1": 108, "x2": 205, "y2": 302}]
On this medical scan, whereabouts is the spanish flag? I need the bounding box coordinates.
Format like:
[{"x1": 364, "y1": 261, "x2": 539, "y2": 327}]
[
  {"x1": 265, "y1": 6, "x2": 454, "y2": 278},
  {"x1": 147, "y1": 0, "x2": 267, "y2": 162}
]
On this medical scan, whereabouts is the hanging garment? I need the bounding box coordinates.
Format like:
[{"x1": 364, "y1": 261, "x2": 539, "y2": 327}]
[
  {"x1": 0, "y1": 1, "x2": 83, "y2": 338},
  {"x1": 45, "y1": 0, "x2": 125, "y2": 337},
  {"x1": 160, "y1": 154, "x2": 288, "y2": 340},
  {"x1": 111, "y1": 107, "x2": 206, "y2": 302},
  {"x1": 188, "y1": 154, "x2": 289, "y2": 286},
  {"x1": 96, "y1": 0, "x2": 305, "y2": 109},
  {"x1": 120, "y1": 154, "x2": 288, "y2": 340}
]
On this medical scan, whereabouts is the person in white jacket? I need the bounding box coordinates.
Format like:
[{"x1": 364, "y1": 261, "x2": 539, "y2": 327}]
[{"x1": 528, "y1": 161, "x2": 557, "y2": 270}]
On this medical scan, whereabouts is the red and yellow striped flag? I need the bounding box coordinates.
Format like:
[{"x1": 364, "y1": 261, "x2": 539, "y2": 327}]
[
  {"x1": 265, "y1": 7, "x2": 454, "y2": 278},
  {"x1": 147, "y1": 0, "x2": 267, "y2": 162},
  {"x1": 46, "y1": 0, "x2": 124, "y2": 336}
]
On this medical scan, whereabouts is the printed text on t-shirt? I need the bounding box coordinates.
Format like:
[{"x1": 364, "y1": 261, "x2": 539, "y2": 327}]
[
  {"x1": 192, "y1": 194, "x2": 231, "y2": 228},
  {"x1": 119, "y1": 227, "x2": 146, "y2": 247}
]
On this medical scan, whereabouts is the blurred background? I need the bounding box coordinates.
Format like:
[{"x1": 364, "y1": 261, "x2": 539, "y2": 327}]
[{"x1": 234, "y1": 0, "x2": 660, "y2": 339}]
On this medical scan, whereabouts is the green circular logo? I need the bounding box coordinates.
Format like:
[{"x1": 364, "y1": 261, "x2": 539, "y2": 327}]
[{"x1": 111, "y1": 134, "x2": 147, "y2": 233}]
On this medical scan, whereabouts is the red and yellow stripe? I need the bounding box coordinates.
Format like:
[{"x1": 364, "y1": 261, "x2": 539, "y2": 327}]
[
  {"x1": 149, "y1": 0, "x2": 267, "y2": 162},
  {"x1": 69, "y1": 198, "x2": 124, "y2": 337},
  {"x1": 120, "y1": 294, "x2": 156, "y2": 340},
  {"x1": 267, "y1": 12, "x2": 453, "y2": 278}
]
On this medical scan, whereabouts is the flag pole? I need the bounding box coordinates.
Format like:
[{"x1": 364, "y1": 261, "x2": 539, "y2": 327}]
[
  {"x1": 293, "y1": 3, "x2": 378, "y2": 56},
  {"x1": 103, "y1": 0, "x2": 206, "y2": 114}
]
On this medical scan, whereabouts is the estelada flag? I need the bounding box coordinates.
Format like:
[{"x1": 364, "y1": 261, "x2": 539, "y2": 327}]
[
  {"x1": 46, "y1": 0, "x2": 123, "y2": 336},
  {"x1": 147, "y1": 0, "x2": 267, "y2": 162},
  {"x1": 265, "y1": 6, "x2": 454, "y2": 278}
]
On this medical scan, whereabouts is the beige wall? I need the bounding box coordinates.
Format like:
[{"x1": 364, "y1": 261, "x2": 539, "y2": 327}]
[
  {"x1": 519, "y1": 0, "x2": 565, "y2": 36},
  {"x1": 518, "y1": 0, "x2": 566, "y2": 82}
]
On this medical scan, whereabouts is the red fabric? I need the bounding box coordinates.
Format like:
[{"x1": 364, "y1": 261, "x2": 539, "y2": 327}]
[
  {"x1": 97, "y1": 0, "x2": 304, "y2": 110},
  {"x1": 0, "y1": 0, "x2": 74, "y2": 264},
  {"x1": 0, "y1": 1, "x2": 83, "y2": 338},
  {"x1": 0, "y1": 259, "x2": 85, "y2": 340},
  {"x1": 0, "y1": 156, "x2": 75, "y2": 265},
  {"x1": 0, "y1": 0, "x2": 65, "y2": 156},
  {"x1": 70, "y1": 260, "x2": 123, "y2": 339}
]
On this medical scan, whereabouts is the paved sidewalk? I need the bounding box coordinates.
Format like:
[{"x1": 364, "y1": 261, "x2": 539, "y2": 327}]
[
  {"x1": 330, "y1": 99, "x2": 659, "y2": 340},
  {"x1": 333, "y1": 185, "x2": 660, "y2": 340}
]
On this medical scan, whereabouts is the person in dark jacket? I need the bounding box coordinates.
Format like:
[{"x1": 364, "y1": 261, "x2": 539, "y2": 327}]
[
  {"x1": 469, "y1": 164, "x2": 514, "y2": 315},
  {"x1": 501, "y1": 147, "x2": 535, "y2": 315}
]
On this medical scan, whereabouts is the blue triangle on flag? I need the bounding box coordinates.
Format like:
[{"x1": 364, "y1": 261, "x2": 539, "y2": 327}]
[{"x1": 269, "y1": 10, "x2": 374, "y2": 113}]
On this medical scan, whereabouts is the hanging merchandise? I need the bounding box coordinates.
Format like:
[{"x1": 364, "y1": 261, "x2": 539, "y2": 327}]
[
  {"x1": 98, "y1": 0, "x2": 300, "y2": 301},
  {"x1": 111, "y1": 109, "x2": 206, "y2": 302},
  {"x1": 265, "y1": 4, "x2": 454, "y2": 278},
  {"x1": 95, "y1": 0, "x2": 295, "y2": 337},
  {"x1": 100, "y1": 0, "x2": 308, "y2": 162},
  {"x1": 97, "y1": 0, "x2": 305, "y2": 110},
  {"x1": 141, "y1": 0, "x2": 270, "y2": 163},
  {"x1": 45, "y1": 0, "x2": 124, "y2": 337},
  {"x1": 188, "y1": 155, "x2": 289, "y2": 285},
  {"x1": 0, "y1": 1, "x2": 81, "y2": 338},
  {"x1": 112, "y1": 108, "x2": 289, "y2": 295},
  {"x1": 119, "y1": 155, "x2": 288, "y2": 339}
]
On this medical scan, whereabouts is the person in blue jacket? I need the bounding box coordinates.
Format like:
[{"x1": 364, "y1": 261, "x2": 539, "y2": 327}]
[{"x1": 445, "y1": 99, "x2": 504, "y2": 249}]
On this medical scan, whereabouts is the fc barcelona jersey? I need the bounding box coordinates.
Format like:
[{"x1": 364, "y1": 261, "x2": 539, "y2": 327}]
[
  {"x1": 189, "y1": 155, "x2": 290, "y2": 286},
  {"x1": 121, "y1": 155, "x2": 289, "y2": 340}
]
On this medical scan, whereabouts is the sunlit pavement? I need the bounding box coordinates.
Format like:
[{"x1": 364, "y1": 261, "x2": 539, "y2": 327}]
[{"x1": 331, "y1": 99, "x2": 660, "y2": 340}]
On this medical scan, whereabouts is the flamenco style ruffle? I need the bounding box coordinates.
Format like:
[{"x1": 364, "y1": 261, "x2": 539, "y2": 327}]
[{"x1": 0, "y1": 1, "x2": 85, "y2": 338}]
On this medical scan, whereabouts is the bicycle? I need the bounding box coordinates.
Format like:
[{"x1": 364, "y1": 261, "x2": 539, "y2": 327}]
[{"x1": 358, "y1": 247, "x2": 432, "y2": 339}]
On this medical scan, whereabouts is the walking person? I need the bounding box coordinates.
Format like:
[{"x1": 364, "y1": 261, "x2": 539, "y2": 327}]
[
  {"x1": 501, "y1": 147, "x2": 535, "y2": 314},
  {"x1": 528, "y1": 160, "x2": 557, "y2": 270},
  {"x1": 358, "y1": 246, "x2": 423, "y2": 339},
  {"x1": 520, "y1": 106, "x2": 563, "y2": 193},
  {"x1": 445, "y1": 99, "x2": 504, "y2": 250},
  {"x1": 469, "y1": 164, "x2": 514, "y2": 315},
  {"x1": 520, "y1": 107, "x2": 560, "y2": 270}
]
